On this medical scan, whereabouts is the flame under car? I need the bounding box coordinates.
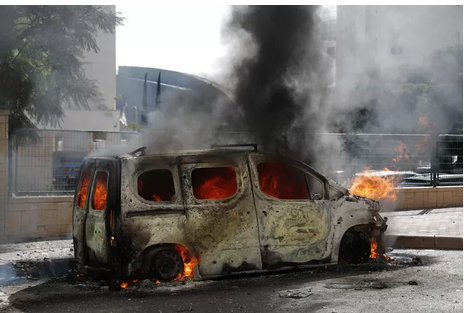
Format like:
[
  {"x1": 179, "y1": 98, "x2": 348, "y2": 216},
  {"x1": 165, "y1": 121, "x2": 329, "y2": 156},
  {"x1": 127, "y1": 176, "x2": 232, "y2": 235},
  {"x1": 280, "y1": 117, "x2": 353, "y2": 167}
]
[{"x1": 71, "y1": 145, "x2": 387, "y2": 283}]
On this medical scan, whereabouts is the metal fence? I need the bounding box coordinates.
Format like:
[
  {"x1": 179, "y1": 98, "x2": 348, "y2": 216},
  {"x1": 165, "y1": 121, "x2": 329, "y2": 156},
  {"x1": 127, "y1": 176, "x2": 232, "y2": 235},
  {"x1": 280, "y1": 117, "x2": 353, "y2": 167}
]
[
  {"x1": 10, "y1": 129, "x2": 139, "y2": 195},
  {"x1": 319, "y1": 133, "x2": 463, "y2": 187},
  {"x1": 8, "y1": 130, "x2": 462, "y2": 195}
]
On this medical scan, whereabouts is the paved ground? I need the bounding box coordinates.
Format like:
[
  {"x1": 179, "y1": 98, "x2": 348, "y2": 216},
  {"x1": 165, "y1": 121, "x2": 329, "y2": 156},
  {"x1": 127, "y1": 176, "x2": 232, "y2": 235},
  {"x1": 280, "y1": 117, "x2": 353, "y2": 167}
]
[
  {"x1": 0, "y1": 240, "x2": 73, "y2": 267},
  {"x1": 382, "y1": 207, "x2": 462, "y2": 237},
  {"x1": 0, "y1": 250, "x2": 462, "y2": 313}
]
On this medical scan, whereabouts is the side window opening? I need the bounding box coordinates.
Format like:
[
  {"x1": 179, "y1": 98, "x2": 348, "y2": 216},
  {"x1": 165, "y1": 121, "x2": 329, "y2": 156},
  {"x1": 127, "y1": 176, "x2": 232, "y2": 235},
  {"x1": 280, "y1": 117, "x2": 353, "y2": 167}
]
[
  {"x1": 306, "y1": 174, "x2": 324, "y2": 200},
  {"x1": 76, "y1": 170, "x2": 91, "y2": 208},
  {"x1": 258, "y1": 163, "x2": 309, "y2": 200},
  {"x1": 257, "y1": 162, "x2": 323, "y2": 200},
  {"x1": 138, "y1": 169, "x2": 175, "y2": 202},
  {"x1": 92, "y1": 172, "x2": 108, "y2": 211},
  {"x1": 192, "y1": 167, "x2": 237, "y2": 200}
]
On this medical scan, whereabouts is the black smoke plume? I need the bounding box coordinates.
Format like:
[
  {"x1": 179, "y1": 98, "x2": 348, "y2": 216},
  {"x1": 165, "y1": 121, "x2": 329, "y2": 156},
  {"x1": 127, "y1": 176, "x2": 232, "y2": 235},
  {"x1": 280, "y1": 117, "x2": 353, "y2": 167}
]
[{"x1": 222, "y1": 6, "x2": 331, "y2": 162}]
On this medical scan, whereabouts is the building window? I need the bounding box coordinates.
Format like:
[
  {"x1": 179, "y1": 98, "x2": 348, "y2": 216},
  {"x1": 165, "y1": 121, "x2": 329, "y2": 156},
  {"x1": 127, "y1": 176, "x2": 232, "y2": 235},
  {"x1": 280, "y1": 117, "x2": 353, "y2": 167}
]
[
  {"x1": 192, "y1": 167, "x2": 237, "y2": 200},
  {"x1": 92, "y1": 172, "x2": 108, "y2": 211},
  {"x1": 76, "y1": 170, "x2": 91, "y2": 208},
  {"x1": 138, "y1": 169, "x2": 175, "y2": 202}
]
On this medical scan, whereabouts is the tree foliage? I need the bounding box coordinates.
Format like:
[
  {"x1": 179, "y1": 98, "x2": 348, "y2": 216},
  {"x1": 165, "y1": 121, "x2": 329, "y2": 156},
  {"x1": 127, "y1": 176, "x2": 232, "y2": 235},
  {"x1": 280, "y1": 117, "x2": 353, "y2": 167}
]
[{"x1": 0, "y1": 5, "x2": 124, "y2": 143}]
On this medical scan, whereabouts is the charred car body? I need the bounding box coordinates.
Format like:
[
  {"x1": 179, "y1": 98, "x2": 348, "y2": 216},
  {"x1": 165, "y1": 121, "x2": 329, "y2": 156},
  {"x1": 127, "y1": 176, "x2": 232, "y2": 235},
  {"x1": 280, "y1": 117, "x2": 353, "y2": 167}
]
[{"x1": 72, "y1": 145, "x2": 387, "y2": 283}]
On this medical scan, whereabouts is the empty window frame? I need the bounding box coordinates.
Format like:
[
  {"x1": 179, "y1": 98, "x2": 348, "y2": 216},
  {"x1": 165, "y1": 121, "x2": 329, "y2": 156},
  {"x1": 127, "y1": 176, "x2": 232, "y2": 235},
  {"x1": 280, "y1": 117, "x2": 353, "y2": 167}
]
[
  {"x1": 76, "y1": 170, "x2": 91, "y2": 208},
  {"x1": 192, "y1": 167, "x2": 238, "y2": 200},
  {"x1": 257, "y1": 162, "x2": 323, "y2": 200},
  {"x1": 92, "y1": 172, "x2": 108, "y2": 211},
  {"x1": 137, "y1": 169, "x2": 175, "y2": 202}
]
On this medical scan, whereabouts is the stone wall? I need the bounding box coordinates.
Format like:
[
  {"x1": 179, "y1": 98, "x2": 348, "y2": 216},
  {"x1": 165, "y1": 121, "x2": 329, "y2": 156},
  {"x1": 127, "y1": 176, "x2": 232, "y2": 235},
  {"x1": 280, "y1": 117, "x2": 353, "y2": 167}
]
[
  {"x1": 4, "y1": 196, "x2": 73, "y2": 243},
  {"x1": 0, "y1": 111, "x2": 75, "y2": 243},
  {"x1": 383, "y1": 186, "x2": 464, "y2": 212}
]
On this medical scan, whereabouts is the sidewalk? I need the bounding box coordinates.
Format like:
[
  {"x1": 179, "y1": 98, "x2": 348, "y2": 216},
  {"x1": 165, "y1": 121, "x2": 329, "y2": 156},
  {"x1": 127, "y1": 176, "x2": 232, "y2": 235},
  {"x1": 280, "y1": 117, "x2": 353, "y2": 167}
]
[{"x1": 382, "y1": 207, "x2": 463, "y2": 250}]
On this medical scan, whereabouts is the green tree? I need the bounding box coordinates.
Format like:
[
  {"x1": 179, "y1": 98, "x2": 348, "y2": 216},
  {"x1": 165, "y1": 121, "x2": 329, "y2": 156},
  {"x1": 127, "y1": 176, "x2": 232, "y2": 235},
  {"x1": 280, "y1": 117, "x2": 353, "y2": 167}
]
[{"x1": 0, "y1": 6, "x2": 124, "y2": 143}]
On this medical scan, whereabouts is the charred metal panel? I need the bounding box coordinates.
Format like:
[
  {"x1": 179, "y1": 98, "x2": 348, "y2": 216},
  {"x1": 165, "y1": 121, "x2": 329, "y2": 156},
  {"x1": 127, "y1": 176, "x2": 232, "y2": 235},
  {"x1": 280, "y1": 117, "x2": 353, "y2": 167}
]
[
  {"x1": 72, "y1": 159, "x2": 95, "y2": 266},
  {"x1": 73, "y1": 208, "x2": 87, "y2": 264},
  {"x1": 329, "y1": 195, "x2": 386, "y2": 262},
  {"x1": 85, "y1": 209, "x2": 110, "y2": 264},
  {"x1": 84, "y1": 159, "x2": 118, "y2": 266},
  {"x1": 119, "y1": 156, "x2": 190, "y2": 275},
  {"x1": 178, "y1": 154, "x2": 262, "y2": 278},
  {"x1": 248, "y1": 154, "x2": 332, "y2": 267}
]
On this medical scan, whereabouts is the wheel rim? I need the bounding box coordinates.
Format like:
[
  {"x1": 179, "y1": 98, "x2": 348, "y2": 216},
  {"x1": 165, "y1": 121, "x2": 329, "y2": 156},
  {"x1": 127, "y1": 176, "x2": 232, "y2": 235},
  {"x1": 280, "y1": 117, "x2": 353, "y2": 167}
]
[{"x1": 151, "y1": 250, "x2": 182, "y2": 281}]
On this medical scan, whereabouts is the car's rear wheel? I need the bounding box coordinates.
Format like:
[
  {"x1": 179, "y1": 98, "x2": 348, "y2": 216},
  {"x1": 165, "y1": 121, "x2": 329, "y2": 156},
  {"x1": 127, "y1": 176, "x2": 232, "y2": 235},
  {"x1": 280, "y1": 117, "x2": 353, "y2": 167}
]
[{"x1": 144, "y1": 247, "x2": 184, "y2": 282}]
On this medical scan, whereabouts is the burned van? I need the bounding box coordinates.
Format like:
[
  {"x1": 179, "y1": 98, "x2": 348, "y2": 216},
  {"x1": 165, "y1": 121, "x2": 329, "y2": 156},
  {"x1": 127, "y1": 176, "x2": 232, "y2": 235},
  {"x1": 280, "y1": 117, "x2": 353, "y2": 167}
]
[{"x1": 72, "y1": 145, "x2": 387, "y2": 283}]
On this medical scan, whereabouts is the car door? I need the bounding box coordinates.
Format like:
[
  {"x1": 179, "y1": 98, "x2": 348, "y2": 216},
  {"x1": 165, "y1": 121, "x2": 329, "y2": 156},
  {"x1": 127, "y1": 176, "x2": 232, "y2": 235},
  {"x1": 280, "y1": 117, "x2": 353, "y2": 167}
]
[
  {"x1": 178, "y1": 153, "x2": 262, "y2": 278},
  {"x1": 73, "y1": 159, "x2": 94, "y2": 265},
  {"x1": 84, "y1": 157, "x2": 119, "y2": 267},
  {"x1": 248, "y1": 154, "x2": 332, "y2": 268}
]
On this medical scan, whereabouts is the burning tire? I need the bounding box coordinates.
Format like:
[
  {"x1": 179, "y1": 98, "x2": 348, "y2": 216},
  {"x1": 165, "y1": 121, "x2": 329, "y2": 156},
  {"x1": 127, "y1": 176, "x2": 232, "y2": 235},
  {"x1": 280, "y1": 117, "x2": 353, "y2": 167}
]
[
  {"x1": 339, "y1": 230, "x2": 371, "y2": 264},
  {"x1": 144, "y1": 246, "x2": 185, "y2": 282}
]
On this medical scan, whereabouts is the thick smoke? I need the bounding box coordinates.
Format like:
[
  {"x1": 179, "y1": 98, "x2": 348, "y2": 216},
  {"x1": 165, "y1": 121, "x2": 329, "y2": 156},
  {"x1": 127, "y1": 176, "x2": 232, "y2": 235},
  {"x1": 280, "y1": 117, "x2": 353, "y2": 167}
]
[
  {"x1": 335, "y1": 6, "x2": 463, "y2": 135},
  {"x1": 220, "y1": 6, "x2": 333, "y2": 163},
  {"x1": 99, "y1": 6, "x2": 340, "y2": 175}
]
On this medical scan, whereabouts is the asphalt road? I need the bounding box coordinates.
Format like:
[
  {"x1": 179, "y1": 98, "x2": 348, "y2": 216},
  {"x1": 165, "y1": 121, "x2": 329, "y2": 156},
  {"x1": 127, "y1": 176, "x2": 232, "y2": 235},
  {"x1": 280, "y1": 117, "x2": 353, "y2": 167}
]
[{"x1": 0, "y1": 249, "x2": 462, "y2": 313}]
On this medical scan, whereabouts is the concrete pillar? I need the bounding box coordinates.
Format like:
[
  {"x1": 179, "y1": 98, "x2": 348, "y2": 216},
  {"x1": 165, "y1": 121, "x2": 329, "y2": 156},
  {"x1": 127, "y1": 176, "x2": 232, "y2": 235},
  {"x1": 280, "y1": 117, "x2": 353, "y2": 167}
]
[{"x1": 0, "y1": 110, "x2": 10, "y2": 239}]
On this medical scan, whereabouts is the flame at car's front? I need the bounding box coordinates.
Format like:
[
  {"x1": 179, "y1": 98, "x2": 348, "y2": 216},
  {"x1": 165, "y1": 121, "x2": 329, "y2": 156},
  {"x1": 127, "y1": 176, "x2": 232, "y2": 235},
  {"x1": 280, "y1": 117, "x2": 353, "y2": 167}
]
[{"x1": 349, "y1": 168, "x2": 399, "y2": 201}]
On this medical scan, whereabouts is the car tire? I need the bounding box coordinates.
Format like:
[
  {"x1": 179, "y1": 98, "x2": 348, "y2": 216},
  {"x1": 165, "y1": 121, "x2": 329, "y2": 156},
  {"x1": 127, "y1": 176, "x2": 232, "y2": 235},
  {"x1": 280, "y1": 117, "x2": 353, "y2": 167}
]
[
  {"x1": 339, "y1": 230, "x2": 371, "y2": 264},
  {"x1": 143, "y1": 246, "x2": 184, "y2": 282}
]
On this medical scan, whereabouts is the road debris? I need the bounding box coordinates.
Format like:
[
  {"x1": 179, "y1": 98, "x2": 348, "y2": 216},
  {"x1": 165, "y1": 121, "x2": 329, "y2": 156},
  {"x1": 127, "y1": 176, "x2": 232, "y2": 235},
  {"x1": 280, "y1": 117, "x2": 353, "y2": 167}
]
[{"x1": 278, "y1": 287, "x2": 312, "y2": 299}]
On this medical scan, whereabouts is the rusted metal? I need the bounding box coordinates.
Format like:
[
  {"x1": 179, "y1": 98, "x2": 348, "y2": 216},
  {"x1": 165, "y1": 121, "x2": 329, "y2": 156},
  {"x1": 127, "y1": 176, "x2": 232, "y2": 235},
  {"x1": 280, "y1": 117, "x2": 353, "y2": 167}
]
[{"x1": 72, "y1": 148, "x2": 388, "y2": 282}]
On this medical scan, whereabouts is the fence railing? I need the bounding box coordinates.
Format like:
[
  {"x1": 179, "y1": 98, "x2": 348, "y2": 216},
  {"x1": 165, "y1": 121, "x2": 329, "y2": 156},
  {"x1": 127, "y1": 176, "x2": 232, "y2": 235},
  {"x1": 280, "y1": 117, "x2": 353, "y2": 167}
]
[
  {"x1": 318, "y1": 133, "x2": 462, "y2": 188},
  {"x1": 8, "y1": 130, "x2": 463, "y2": 195},
  {"x1": 10, "y1": 129, "x2": 139, "y2": 196}
]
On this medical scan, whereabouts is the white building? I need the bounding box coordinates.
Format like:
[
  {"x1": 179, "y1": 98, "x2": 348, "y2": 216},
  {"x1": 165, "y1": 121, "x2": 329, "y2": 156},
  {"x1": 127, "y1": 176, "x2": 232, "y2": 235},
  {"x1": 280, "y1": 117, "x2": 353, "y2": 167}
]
[
  {"x1": 336, "y1": 5, "x2": 463, "y2": 101},
  {"x1": 44, "y1": 5, "x2": 120, "y2": 131}
]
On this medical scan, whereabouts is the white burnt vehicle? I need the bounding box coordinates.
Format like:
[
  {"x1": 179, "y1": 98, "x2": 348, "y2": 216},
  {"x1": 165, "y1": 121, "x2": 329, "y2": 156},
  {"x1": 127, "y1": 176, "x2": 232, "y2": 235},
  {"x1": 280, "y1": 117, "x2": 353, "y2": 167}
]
[{"x1": 72, "y1": 144, "x2": 388, "y2": 284}]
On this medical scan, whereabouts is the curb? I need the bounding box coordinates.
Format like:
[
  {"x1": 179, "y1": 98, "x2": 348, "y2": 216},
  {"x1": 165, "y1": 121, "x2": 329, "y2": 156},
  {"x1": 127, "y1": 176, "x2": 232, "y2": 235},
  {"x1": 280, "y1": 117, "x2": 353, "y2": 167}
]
[{"x1": 385, "y1": 234, "x2": 463, "y2": 250}]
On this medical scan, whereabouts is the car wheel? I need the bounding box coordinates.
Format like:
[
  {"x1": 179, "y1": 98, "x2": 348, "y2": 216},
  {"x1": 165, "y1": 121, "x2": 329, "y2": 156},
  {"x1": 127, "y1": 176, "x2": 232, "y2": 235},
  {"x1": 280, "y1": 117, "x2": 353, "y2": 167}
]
[
  {"x1": 144, "y1": 247, "x2": 184, "y2": 282},
  {"x1": 339, "y1": 231, "x2": 371, "y2": 264}
]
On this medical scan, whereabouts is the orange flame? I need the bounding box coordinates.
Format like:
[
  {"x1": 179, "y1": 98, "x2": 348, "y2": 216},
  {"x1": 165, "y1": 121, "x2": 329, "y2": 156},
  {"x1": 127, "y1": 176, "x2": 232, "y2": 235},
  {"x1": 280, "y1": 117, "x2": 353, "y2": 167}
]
[
  {"x1": 392, "y1": 141, "x2": 410, "y2": 164},
  {"x1": 152, "y1": 193, "x2": 162, "y2": 201},
  {"x1": 418, "y1": 116, "x2": 431, "y2": 128},
  {"x1": 194, "y1": 167, "x2": 237, "y2": 200},
  {"x1": 77, "y1": 171, "x2": 91, "y2": 207},
  {"x1": 120, "y1": 279, "x2": 139, "y2": 289},
  {"x1": 349, "y1": 168, "x2": 398, "y2": 201},
  {"x1": 369, "y1": 237, "x2": 380, "y2": 259},
  {"x1": 369, "y1": 238, "x2": 394, "y2": 261},
  {"x1": 415, "y1": 116, "x2": 435, "y2": 154},
  {"x1": 174, "y1": 245, "x2": 200, "y2": 280},
  {"x1": 258, "y1": 163, "x2": 309, "y2": 199},
  {"x1": 93, "y1": 173, "x2": 107, "y2": 211}
]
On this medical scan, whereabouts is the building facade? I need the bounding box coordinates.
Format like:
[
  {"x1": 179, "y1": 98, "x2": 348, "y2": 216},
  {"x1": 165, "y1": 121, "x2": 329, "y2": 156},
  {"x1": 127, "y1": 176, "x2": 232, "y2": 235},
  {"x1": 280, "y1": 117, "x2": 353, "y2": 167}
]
[{"x1": 43, "y1": 5, "x2": 120, "y2": 132}]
